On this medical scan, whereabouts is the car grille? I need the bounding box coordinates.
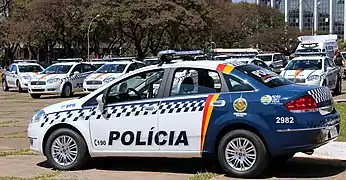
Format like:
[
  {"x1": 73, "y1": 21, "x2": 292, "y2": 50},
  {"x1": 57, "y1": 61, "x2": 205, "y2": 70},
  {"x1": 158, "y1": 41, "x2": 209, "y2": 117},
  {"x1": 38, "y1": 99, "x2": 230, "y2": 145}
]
[
  {"x1": 287, "y1": 78, "x2": 306, "y2": 83},
  {"x1": 86, "y1": 81, "x2": 102, "y2": 85},
  {"x1": 31, "y1": 89, "x2": 45, "y2": 92},
  {"x1": 30, "y1": 81, "x2": 46, "y2": 85}
]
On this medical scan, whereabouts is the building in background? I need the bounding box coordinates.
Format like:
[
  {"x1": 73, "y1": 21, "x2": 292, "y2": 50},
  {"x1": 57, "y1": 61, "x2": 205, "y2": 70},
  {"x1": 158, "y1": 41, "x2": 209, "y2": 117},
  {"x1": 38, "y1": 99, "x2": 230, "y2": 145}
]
[{"x1": 231, "y1": 0, "x2": 346, "y2": 40}]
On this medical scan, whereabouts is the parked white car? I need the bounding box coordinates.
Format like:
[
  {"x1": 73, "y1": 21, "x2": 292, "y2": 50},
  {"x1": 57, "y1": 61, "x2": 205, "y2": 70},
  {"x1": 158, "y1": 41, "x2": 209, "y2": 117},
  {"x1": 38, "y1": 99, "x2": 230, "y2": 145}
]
[
  {"x1": 280, "y1": 56, "x2": 342, "y2": 94},
  {"x1": 2, "y1": 60, "x2": 44, "y2": 92},
  {"x1": 255, "y1": 53, "x2": 287, "y2": 73},
  {"x1": 28, "y1": 60, "x2": 96, "y2": 98},
  {"x1": 83, "y1": 61, "x2": 146, "y2": 93}
]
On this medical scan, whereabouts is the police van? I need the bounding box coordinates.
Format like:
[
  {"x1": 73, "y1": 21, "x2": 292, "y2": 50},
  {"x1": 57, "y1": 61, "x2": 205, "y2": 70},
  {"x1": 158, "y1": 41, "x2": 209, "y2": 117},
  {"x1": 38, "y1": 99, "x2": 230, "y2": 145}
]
[
  {"x1": 2, "y1": 60, "x2": 44, "y2": 92},
  {"x1": 295, "y1": 35, "x2": 338, "y2": 58},
  {"x1": 28, "y1": 58, "x2": 96, "y2": 98}
]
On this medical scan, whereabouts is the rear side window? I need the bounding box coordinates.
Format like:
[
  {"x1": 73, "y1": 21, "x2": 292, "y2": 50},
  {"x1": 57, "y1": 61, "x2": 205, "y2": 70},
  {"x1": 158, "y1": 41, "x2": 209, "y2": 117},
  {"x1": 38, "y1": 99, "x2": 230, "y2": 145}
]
[{"x1": 236, "y1": 65, "x2": 292, "y2": 88}]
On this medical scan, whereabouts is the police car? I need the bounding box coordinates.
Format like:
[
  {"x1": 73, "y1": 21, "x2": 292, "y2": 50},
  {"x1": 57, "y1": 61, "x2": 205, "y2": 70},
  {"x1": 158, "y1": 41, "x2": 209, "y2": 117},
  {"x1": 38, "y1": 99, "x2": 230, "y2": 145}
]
[
  {"x1": 83, "y1": 60, "x2": 146, "y2": 93},
  {"x1": 280, "y1": 56, "x2": 342, "y2": 95},
  {"x1": 28, "y1": 60, "x2": 340, "y2": 178},
  {"x1": 2, "y1": 60, "x2": 44, "y2": 92},
  {"x1": 28, "y1": 59, "x2": 96, "y2": 99}
]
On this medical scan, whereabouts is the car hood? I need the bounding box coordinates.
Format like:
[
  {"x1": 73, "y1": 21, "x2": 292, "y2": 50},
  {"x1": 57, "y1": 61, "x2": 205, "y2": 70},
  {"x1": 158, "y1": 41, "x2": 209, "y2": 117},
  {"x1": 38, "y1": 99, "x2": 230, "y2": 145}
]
[
  {"x1": 85, "y1": 73, "x2": 123, "y2": 81},
  {"x1": 280, "y1": 69, "x2": 323, "y2": 79},
  {"x1": 20, "y1": 72, "x2": 40, "y2": 79},
  {"x1": 31, "y1": 74, "x2": 68, "y2": 81}
]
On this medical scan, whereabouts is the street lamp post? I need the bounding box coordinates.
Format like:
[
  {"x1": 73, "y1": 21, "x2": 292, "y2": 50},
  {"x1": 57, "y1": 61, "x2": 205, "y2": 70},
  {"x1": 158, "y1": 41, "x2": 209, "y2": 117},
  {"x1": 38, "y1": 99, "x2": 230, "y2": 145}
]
[{"x1": 87, "y1": 14, "x2": 100, "y2": 61}]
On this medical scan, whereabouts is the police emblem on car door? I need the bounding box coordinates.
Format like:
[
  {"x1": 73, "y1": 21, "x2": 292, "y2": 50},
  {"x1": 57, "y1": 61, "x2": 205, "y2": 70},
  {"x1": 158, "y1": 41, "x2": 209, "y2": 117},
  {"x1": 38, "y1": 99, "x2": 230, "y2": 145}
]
[{"x1": 88, "y1": 69, "x2": 165, "y2": 152}]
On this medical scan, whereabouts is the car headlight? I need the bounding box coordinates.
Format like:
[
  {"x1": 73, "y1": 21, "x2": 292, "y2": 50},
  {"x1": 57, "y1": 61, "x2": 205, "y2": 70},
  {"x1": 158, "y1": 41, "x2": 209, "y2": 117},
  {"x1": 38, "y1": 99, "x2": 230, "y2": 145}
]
[
  {"x1": 31, "y1": 110, "x2": 46, "y2": 123},
  {"x1": 103, "y1": 77, "x2": 116, "y2": 84},
  {"x1": 307, "y1": 75, "x2": 320, "y2": 81},
  {"x1": 21, "y1": 75, "x2": 31, "y2": 80},
  {"x1": 47, "y1": 78, "x2": 61, "y2": 84}
]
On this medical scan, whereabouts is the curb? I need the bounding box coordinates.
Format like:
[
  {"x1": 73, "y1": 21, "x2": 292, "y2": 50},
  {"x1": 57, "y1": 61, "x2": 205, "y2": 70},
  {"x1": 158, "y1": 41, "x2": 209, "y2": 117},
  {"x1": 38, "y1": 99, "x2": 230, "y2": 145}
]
[{"x1": 335, "y1": 99, "x2": 346, "y2": 103}]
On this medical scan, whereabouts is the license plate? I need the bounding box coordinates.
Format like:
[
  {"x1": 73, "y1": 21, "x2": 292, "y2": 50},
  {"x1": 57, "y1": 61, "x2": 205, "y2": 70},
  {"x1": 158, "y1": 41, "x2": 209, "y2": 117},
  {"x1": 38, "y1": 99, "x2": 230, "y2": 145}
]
[
  {"x1": 31, "y1": 86, "x2": 41, "y2": 89},
  {"x1": 329, "y1": 126, "x2": 338, "y2": 139}
]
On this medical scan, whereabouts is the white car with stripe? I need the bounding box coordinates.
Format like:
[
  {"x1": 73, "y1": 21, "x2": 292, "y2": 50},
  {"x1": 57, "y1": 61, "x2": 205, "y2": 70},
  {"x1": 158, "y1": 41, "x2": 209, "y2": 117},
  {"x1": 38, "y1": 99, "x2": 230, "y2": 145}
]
[
  {"x1": 280, "y1": 56, "x2": 342, "y2": 94},
  {"x1": 2, "y1": 60, "x2": 44, "y2": 92},
  {"x1": 83, "y1": 61, "x2": 146, "y2": 93},
  {"x1": 28, "y1": 62, "x2": 96, "y2": 98}
]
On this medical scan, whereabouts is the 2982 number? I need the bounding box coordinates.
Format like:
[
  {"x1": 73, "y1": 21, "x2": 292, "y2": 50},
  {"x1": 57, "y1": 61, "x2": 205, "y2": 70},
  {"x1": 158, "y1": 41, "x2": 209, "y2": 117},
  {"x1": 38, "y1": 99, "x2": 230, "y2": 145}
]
[{"x1": 276, "y1": 117, "x2": 294, "y2": 124}]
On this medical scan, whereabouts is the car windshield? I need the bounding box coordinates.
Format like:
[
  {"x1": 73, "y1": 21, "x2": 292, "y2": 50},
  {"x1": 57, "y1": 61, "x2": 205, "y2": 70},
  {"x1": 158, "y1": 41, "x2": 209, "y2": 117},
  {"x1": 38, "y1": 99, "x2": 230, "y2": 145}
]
[
  {"x1": 285, "y1": 60, "x2": 322, "y2": 70},
  {"x1": 96, "y1": 64, "x2": 127, "y2": 73},
  {"x1": 92, "y1": 63, "x2": 105, "y2": 70},
  {"x1": 255, "y1": 55, "x2": 272, "y2": 61},
  {"x1": 296, "y1": 49, "x2": 320, "y2": 53},
  {"x1": 18, "y1": 65, "x2": 42, "y2": 72},
  {"x1": 41, "y1": 65, "x2": 72, "y2": 74},
  {"x1": 236, "y1": 64, "x2": 292, "y2": 88}
]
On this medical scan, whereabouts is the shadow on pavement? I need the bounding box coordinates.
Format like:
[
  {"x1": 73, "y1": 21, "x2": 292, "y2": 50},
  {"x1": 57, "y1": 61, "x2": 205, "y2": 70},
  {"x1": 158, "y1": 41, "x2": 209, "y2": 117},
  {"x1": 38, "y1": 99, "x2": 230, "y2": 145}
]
[{"x1": 37, "y1": 157, "x2": 346, "y2": 178}]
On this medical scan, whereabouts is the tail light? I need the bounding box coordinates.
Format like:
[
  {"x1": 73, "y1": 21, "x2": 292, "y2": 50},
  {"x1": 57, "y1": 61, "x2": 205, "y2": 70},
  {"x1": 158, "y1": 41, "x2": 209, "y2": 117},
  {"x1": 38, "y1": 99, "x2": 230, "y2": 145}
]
[{"x1": 285, "y1": 95, "x2": 318, "y2": 113}]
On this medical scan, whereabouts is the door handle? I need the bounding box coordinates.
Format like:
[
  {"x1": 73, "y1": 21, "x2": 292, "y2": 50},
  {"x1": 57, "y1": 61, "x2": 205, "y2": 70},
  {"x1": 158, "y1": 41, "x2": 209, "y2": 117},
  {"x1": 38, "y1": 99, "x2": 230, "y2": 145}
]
[
  {"x1": 144, "y1": 106, "x2": 156, "y2": 111},
  {"x1": 211, "y1": 100, "x2": 226, "y2": 107}
]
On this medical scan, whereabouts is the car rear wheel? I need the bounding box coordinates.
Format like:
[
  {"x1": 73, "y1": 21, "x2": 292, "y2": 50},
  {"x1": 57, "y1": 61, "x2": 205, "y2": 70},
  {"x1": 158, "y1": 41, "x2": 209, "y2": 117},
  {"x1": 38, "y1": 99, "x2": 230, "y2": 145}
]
[
  {"x1": 217, "y1": 130, "x2": 269, "y2": 178},
  {"x1": 2, "y1": 80, "x2": 9, "y2": 91},
  {"x1": 30, "y1": 94, "x2": 41, "y2": 99},
  {"x1": 45, "y1": 128, "x2": 89, "y2": 170},
  {"x1": 61, "y1": 84, "x2": 72, "y2": 98},
  {"x1": 17, "y1": 80, "x2": 24, "y2": 93}
]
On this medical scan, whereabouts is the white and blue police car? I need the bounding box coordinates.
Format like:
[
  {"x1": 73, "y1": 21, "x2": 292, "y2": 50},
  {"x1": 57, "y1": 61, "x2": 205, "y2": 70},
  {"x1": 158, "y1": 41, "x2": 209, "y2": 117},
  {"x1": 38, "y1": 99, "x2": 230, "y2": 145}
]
[
  {"x1": 2, "y1": 60, "x2": 44, "y2": 92},
  {"x1": 28, "y1": 60, "x2": 340, "y2": 178},
  {"x1": 28, "y1": 58, "x2": 96, "y2": 99}
]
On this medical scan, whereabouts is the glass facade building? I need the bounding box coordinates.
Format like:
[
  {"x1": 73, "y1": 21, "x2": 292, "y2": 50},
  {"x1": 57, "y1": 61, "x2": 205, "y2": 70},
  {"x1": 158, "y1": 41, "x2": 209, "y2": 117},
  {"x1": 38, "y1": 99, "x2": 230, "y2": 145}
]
[{"x1": 231, "y1": 0, "x2": 346, "y2": 40}]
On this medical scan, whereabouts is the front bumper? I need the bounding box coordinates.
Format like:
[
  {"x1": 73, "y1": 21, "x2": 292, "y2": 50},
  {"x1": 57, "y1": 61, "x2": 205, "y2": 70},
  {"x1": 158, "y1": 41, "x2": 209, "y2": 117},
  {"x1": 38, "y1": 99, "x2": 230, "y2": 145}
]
[
  {"x1": 28, "y1": 83, "x2": 61, "y2": 94},
  {"x1": 270, "y1": 112, "x2": 340, "y2": 157},
  {"x1": 83, "y1": 83, "x2": 103, "y2": 93},
  {"x1": 27, "y1": 123, "x2": 45, "y2": 156}
]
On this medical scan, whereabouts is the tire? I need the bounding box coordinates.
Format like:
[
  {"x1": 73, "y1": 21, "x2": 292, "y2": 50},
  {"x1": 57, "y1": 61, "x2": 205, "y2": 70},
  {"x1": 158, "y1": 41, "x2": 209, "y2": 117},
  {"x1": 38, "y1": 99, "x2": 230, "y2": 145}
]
[
  {"x1": 30, "y1": 94, "x2": 41, "y2": 99},
  {"x1": 334, "y1": 77, "x2": 342, "y2": 95},
  {"x1": 271, "y1": 153, "x2": 295, "y2": 164},
  {"x1": 2, "y1": 80, "x2": 9, "y2": 91},
  {"x1": 17, "y1": 80, "x2": 24, "y2": 93},
  {"x1": 217, "y1": 130, "x2": 269, "y2": 178},
  {"x1": 44, "y1": 128, "x2": 90, "y2": 170},
  {"x1": 61, "y1": 84, "x2": 72, "y2": 98}
]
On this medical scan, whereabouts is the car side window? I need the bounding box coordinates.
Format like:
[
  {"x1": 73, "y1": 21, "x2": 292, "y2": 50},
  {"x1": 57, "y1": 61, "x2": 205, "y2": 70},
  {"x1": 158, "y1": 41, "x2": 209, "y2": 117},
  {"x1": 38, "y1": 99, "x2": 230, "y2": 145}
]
[
  {"x1": 82, "y1": 64, "x2": 94, "y2": 73},
  {"x1": 6, "y1": 65, "x2": 13, "y2": 72},
  {"x1": 105, "y1": 69, "x2": 165, "y2": 104},
  {"x1": 169, "y1": 68, "x2": 221, "y2": 97},
  {"x1": 273, "y1": 55, "x2": 279, "y2": 61},
  {"x1": 226, "y1": 75, "x2": 254, "y2": 92},
  {"x1": 71, "y1": 64, "x2": 82, "y2": 74},
  {"x1": 11, "y1": 65, "x2": 17, "y2": 73},
  {"x1": 136, "y1": 63, "x2": 145, "y2": 69},
  {"x1": 126, "y1": 64, "x2": 137, "y2": 73},
  {"x1": 328, "y1": 58, "x2": 336, "y2": 67}
]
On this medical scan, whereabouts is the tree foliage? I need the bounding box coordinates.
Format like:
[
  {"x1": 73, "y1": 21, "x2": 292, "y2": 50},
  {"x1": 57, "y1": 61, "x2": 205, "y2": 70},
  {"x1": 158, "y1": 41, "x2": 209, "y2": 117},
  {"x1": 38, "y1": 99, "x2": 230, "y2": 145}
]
[{"x1": 0, "y1": 0, "x2": 297, "y2": 65}]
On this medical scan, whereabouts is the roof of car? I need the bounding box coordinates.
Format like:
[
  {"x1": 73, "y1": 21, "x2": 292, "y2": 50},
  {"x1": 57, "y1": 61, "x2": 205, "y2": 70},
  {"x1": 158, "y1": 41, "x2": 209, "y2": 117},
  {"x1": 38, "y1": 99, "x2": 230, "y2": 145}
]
[
  {"x1": 51, "y1": 62, "x2": 80, "y2": 66},
  {"x1": 256, "y1": 53, "x2": 281, "y2": 56},
  {"x1": 141, "y1": 60, "x2": 233, "y2": 71},
  {"x1": 292, "y1": 56, "x2": 325, "y2": 60},
  {"x1": 13, "y1": 62, "x2": 41, "y2": 66}
]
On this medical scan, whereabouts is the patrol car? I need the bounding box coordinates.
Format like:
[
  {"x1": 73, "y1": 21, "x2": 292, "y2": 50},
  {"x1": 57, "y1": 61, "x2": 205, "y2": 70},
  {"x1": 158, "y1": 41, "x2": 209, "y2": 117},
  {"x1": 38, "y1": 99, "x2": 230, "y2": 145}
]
[
  {"x1": 28, "y1": 60, "x2": 340, "y2": 178},
  {"x1": 280, "y1": 56, "x2": 342, "y2": 95},
  {"x1": 28, "y1": 59, "x2": 96, "y2": 99},
  {"x1": 2, "y1": 60, "x2": 44, "y2": 92},
  {"x1": 83, "y1": 60, "x2": 146, "y2": 93}
]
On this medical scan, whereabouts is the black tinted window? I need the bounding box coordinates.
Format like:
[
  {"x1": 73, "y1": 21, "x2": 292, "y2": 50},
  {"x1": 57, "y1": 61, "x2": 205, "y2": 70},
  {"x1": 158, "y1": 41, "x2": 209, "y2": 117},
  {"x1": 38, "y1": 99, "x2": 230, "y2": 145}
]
[{"x1": 236, "y1": 65, "x2": 292, "y2": 88}]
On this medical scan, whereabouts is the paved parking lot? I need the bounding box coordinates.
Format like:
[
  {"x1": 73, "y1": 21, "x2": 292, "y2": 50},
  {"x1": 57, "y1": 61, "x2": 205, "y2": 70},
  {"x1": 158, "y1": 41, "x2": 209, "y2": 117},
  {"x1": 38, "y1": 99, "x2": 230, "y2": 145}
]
[{"x1": 0, "y1": 82, "x2": 346, "y2": 180}]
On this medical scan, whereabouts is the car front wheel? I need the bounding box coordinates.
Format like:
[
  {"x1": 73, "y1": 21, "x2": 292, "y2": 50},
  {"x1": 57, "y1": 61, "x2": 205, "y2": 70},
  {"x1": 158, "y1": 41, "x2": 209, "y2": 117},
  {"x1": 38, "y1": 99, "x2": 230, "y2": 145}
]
[
  {"x1": 45, "y1": 128, "x2": 89, "y2": 170},
  {"x1": 2, "y1": 80, "x2": 9, "y2": 91},
  {"x1": 217, "y1": 130, "x2": 269, "y2": 178}
]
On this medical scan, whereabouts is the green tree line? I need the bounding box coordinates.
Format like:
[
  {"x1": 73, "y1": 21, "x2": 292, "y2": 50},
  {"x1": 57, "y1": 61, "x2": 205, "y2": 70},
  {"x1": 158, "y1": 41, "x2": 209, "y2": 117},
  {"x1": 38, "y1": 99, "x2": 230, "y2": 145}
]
[{"x1": 0, "y1": 0, "x2": 303, "y2": 66}]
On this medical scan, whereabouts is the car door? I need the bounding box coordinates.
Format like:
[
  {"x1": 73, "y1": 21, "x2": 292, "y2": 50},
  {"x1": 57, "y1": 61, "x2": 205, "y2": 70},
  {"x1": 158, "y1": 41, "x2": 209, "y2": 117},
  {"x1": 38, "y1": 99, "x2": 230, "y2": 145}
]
[
  {"x1": 87, "y1": 68, "x2": 167, "y2": 152},
  {"x1": 7, "y1": 65, "x2": 17, "y2": 87},
  {"x1": 325, "y1": 58, "x2": 339, "y2": 89},
  {"x1": 157, "y1": 67, "x2": 228, "y2": 155},
  {"x1": 70, "y1": 64, "x2": 83, "y2": 91}
]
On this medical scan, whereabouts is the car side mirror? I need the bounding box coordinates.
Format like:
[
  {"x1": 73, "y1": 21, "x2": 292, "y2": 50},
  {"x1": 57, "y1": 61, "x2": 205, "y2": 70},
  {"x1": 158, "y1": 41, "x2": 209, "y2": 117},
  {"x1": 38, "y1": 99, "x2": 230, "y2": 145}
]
[
  {"x1": 73, "y1": 71, "x2": 80, "y2": 75},
  {"x1": 96, "y1": 94, "x2": 105, "y2": 111}
]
